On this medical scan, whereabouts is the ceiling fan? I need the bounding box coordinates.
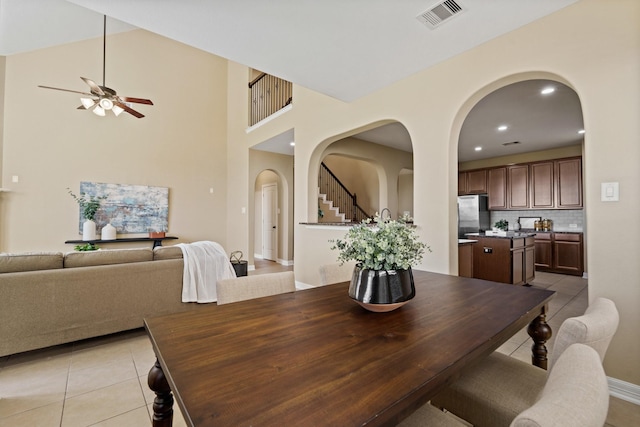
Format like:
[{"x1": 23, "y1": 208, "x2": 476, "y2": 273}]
[{"x1": 38, "y1": 15, "x2": 153, "y2": 119}]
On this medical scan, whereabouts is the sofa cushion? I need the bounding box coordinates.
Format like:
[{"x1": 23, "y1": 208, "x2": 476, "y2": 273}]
[
  {"x1": 0, "y1": 252, "x2": 64, "y2": 273},
  {"x1": 64, "y1": 248, "x2": 153, "y2": 268},
  {"x1": 154, "y1": 245, "x2": 183, "y2": 260}
]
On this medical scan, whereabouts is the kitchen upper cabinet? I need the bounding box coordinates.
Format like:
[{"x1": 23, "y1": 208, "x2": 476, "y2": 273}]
[
  {"x1": 530, "y1": 162, "x2": 555, "y2": 209},
  {"x1": 458, "y1": 170, "x2": 487, "y2": 195},
  {"x1": 487, "y1": 167, "x2": 507, "y2": 210},
  {"x1": 464, "y1": 156, "x2": 582, "y2": 210},
  {"x1": 556, "y1": 157, "x2": 583, "y2": 208},
  {"x1": 507, "y1": 165, "x2": 529, "y2": 209}
]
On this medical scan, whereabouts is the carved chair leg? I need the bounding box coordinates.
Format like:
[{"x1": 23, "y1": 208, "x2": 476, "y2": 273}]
[
  {"x1": 148, "y1": 358, "x2": 174, "y2": 427},
  {"x1": 527, "y1": 305, "x2": 552, "y2": 370}
]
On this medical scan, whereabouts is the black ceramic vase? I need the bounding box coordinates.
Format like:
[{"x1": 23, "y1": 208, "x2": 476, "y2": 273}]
[{"x1": 348, "y1": 265, "x2": 415, "y2": 312}]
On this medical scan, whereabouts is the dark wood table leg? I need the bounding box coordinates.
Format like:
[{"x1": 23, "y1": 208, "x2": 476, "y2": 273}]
[
  {"x1": 527, "y1": 305, "x2": 552, "y2": 369},
  {"x1": 148, "y1": 358, "x2": 174, "y2": 427}
]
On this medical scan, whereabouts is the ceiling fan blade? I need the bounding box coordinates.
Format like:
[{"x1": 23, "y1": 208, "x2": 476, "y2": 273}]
[
  {"x1": 114, "y1": 101, "x2": 145, "y2": 118},
  {"x1": 38, "y1": 85, "x2": 95, "y2": 97},
  {"x1": 81, "y1": 77, "x2": 105, "y2": 96},
  {"x1": 121, "y1": 96, "x2": 154, "y2": 105}
]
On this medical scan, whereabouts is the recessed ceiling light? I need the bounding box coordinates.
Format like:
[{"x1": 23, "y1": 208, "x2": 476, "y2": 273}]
[
  {"x1": 474, "y1": 146, "x2": 482, "y2": 151},
  {"x1": 289, "y1": 142, "x2": 295, "y2": 146},
  {"x1": 498, "y1": 125, "x2": 508, "y2": 131},
  {"x1": 578, "y1": 129, "x2": 585, "y2": 134},
  {"x1": 541, "y1": 87, "x2": 555, "y2": 95}
]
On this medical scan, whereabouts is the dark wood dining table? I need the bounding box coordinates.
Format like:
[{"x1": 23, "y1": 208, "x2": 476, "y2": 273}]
[{"x1": 145, "y1": 270, "x2": 554, "y2": 427}]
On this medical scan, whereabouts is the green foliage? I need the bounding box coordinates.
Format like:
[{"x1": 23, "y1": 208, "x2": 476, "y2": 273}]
[
  {"x1": 494, "y1": 219, "x2": 509, "y2": 231},
  {"x1": 67, "y1": 188, "x2": 106, "y2": 221},
  {"x1": 74, "y1": 243, "x2": 99, "y2": 251},
  {"x1": 330, "y1": 214, "x2": 430, "y2": 271}
]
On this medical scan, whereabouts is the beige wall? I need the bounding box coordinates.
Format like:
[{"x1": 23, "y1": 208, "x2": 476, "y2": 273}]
[
  {"x1": 397, "y1": 170, "x2": 414, "y2": 217},
  {"x1": 228, "y1": 0, "x2": 640, "y2": 385},
  {"x1": 1, "y1": 30, "x2": 230, "y2": 252}
]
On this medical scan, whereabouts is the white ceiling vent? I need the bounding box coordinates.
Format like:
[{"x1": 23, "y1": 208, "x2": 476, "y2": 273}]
[{"x1": 416, "y1": 0, "x2": 465, "y2": 29}]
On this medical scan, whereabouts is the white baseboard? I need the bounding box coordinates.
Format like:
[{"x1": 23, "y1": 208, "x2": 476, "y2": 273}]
[
  {"x1": 582, "y1": 272, "x2": 588, "y2": 279},
  {"x1": 295, "y1": 281, "x2": 314, "y2": 290},
  {"x1": 277, "y1": 258, "x2": 294, "y2": 266},
  {"x1": 608, "y1": 377, "x2": 640, "y2": 406}
]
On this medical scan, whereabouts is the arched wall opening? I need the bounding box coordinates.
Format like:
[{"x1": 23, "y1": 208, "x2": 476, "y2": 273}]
[
  {"x1": 449, "y1": 72, "x2": 585, "y2": 276},
  {"x1": 249, "y1": 148, "x2": 294, "y2": 268},
  {"x1": 308, "y1": 120, "x2": 414, "y2": 222}
]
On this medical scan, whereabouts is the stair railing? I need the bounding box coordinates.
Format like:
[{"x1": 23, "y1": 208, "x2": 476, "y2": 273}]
[
  {"x1": 249, "y1": 72, "x2": 292, "y2": 126},
  {"x1": 319, "y1": 162, "x2": 371, "y2": 223}
]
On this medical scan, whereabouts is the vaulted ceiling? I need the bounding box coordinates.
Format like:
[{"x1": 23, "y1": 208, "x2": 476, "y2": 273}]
[{"x1": 1, "y1": 0, "x2": 582, "y2": 160}]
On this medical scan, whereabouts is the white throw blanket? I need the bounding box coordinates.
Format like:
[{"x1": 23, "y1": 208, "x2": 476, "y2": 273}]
[{"x1": 177, "y1": 241, "x2": 237, "y2": 303}]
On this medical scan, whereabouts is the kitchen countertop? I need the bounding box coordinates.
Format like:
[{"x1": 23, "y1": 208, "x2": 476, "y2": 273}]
[
  {"x1": 458, "y1": 239, "x2": 478, "y2": 244},
  {"x1": 465, "y1": 232, "x2": 537, "y2": 239}
]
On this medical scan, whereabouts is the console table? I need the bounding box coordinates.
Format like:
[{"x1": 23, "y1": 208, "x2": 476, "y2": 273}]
[{"x1": 65, "y1": 236, "x2": 178, "y2": 248}]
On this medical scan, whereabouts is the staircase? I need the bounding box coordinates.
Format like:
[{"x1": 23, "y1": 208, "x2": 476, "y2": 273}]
[
  {"x1": 318, "y1": 191, "x2": 349, "y2": 223},
  {"x1": 318, "y1": 162, "x2": 371, "y2": 223}
]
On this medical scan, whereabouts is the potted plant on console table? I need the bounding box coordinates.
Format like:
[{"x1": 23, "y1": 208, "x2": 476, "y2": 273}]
[
  {"x1": 67, "y1": 188, "x2": 106, "y2": 242},
  {"x1": 330, "y1": 213, "x2": 430, "y2": 312}
]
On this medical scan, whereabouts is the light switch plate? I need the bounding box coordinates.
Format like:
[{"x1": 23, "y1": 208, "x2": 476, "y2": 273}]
[{"x1": 601, "y1": 182, "x2": 619, "y2": 202}]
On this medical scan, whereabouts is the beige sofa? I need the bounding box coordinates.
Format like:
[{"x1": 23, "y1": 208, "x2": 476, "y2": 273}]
[{"x1": 0, "y1": 246, "x2": 196, "y2": 357}]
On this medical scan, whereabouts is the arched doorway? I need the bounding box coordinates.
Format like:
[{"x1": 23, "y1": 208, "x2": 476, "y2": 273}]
[
  {"x1": 454, "y1": 76, "x2": 585, "y2": 278},
  {"x1": 310, "y1": 121, "x2": 414, "y2": 222}
]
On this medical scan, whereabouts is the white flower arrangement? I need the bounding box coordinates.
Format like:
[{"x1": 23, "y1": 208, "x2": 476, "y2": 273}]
[{"x1": 331, "y1": 213, "x2": 430, "y2": 271}]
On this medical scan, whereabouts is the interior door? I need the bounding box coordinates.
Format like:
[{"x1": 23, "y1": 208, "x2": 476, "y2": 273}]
[{"x1": 262, "y1": 184, "x2": 277, "y2": 261}]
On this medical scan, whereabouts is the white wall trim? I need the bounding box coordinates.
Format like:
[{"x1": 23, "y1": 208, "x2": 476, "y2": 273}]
[
  {"x1": 246, "y1": 104, "x2": 293, "y2": 133},
  {"x1": 277, "y1": 258, "x2": 294, "y2": 266},
  {"x1": 608, "y1": 377, "x2": 640, "y2": 406},
  {"x1": 295, "y1": 281, "x2": 314, "y2": 290}
]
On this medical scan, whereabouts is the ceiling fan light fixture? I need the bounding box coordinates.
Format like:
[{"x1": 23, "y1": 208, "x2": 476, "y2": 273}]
[
  {"x1": 80, "y1": 97, "x2": 95, "y2": 109},
  {"x1": 93, "y1": 105, "x2": 106, "y2": 117},
  {"x1": 112, "y1": 105, "x2": 124, "y2": 116},
  {"x1": 99, "y1": 98, "x2": 114, "y2": 110}
]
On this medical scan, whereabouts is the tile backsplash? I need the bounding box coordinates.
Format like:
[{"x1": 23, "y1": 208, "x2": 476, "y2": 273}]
[{"x1": 490, "y1": 209, "x2": 584, "y2": 231}]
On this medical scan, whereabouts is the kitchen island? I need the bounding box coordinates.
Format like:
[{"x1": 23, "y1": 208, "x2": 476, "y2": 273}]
[{"x1": 466, "y1": 232, "x2": 536, "y2": 285}]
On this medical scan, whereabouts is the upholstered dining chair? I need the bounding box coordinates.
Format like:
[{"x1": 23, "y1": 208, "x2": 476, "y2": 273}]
[
  {"x1": 318, "y1": 261, "x2": 356, "y2": 286},
  {"x1": 399, "y1": 343, "x2": 610, "y2": 427},
  {"x1": 216, "y1": 271, "x2": 295, "y2": 305},
  {"x1": 429, "y1": 297, "x2": 619, "y2": 427}
]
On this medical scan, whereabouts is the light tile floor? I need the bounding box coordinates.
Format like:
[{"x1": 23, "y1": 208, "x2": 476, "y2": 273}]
[{"x1": 1, "y1": 269, "x2": 638, "y2": 426}]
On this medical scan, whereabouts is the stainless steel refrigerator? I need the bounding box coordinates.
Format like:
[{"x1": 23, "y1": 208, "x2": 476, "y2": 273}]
[{"x1": 458, "y1": 194, "x2": 490, "y2": 238}]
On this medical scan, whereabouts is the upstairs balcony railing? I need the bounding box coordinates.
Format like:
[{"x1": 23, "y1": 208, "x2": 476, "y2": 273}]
[{"x1": 249, "y1": 73, "x2": 292, "y2": 126}]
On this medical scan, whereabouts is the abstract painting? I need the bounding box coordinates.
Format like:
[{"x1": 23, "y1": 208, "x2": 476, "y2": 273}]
[{"x1": 77, "y1": 181, "x2": 169, "y2": 234}]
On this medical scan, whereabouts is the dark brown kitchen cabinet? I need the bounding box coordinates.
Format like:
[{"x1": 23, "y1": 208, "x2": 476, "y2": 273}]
[
  {"x1": 554, "y1": 233, "x2": 583, "y2": 275},
  {"x1": 472, "y1": 236, "x2": 535, "y2": 285},
  {"x1": 534, "y1": 232, "x2": 583, "y2": 276},
  {"x1": 534, "y1": 232, "x2": 553, "y2": 269},
  {"x1": 487, "y1": 167, "x2": 507, "y2": 210},
  {"x1": 458, "y1": 170, "x2": 487, "y2": 195},
  {"x1": 458, "y1": 242, "x2": 474, "y2": 278},
  {"x1": 462, "y1": 156, "x2": 582, "y2": 211},
  {"x1": 507, "y1": 165, "x2": 529, "y2": 209},
  {"x1": 530, "y1": 162, "x2": 555, "y2": 209},
  {"x1": 556, "y1": 158, "x2": 583, "y2": 208}
]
